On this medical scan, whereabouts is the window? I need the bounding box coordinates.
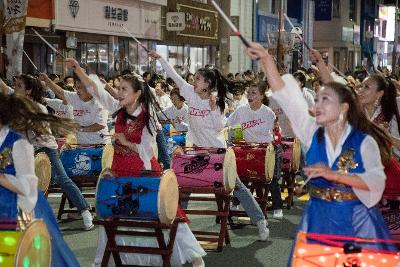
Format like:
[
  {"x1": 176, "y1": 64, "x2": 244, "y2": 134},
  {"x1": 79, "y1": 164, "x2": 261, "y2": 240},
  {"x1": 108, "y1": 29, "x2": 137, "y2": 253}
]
[
  {"x1": 271, "y1": 0, "x2": 277, "y2": 14},
  {"x1": 348, "y1": 51, "x2": 354, "y2": 71},
  {"x1": 334, "y1": 51, "x2": 340, "y2": 70},
  {"x1": 332, "y1": 0, "x2": 340, "y2": 18},
  {"x1": 349, "y1": 0, "x2": 356, "y2": 22}
]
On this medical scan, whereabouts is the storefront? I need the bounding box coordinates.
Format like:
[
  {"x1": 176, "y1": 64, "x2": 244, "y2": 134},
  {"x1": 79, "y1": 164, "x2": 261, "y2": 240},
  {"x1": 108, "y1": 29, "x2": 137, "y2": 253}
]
[
  {"x1": 54, "y1": 0, "x2": 166, "y2": 77},
  {"x1": 157, "y1": 0, "x2": 219, "y2": 75}
]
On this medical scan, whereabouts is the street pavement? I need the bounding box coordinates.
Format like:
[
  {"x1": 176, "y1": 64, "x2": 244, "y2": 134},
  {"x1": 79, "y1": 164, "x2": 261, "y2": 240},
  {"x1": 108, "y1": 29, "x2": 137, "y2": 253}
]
[{"x1": 48, "y1": 193, "x2": 306, "y2": 267}]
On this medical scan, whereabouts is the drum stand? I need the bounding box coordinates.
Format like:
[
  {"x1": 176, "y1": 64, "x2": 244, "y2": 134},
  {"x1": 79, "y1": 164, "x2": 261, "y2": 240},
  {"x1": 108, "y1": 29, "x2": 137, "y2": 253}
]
[
  {"x1": 180, "y1": 187, "x2": 231, "y2": 252},
  {"x1": 94, "y1": 218, "x2": 181, "y2": 267},
  {"x1": 47, "y1": 175, "x2": 98, "y2": 220},
  {"x1": 281, "y1": 170, "x2": 296, "y2": 209}
]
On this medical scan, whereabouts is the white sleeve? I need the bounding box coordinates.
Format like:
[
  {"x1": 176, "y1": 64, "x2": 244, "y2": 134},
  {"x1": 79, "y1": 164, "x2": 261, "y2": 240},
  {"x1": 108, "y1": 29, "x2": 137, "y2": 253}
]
[
  {"x1": 304, "y1": 91, "x2": 315, "y2": 108},
  {"x1": 331, "y1": 72, "x2": 348, "y2": 85},
  {"x1": 4, "y1": 139, "x2": 38, "y2": 213},
  {"x1": 85, "y1": 76, "x2": 121, "y2": 114},
  {"x1": 271, "y1": 74, "x2": 318, "y2": 148},
  {"x1": 137, "y1": 123, "x2": 157, "y2": 170},
  {"x1": 226, "y1": 108, "x2": 241, "y2": 127},
  {"x1": 158, "y1": 57, "x2": 194, "y2": 101},
  {"x1": 352, "y1": 136, "x2": 386, "y2": 208},
  {"x1": 45, "y1": 98, "x2": 72, "y2": 115}
]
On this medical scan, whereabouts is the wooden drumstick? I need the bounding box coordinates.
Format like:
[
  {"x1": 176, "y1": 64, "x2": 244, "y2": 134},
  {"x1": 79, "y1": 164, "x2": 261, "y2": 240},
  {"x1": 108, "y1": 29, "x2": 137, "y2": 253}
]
[
  {"x1": 300, "y1": 171, "x2": 317, "y2": 189},
  {"x1": 99, "y1": 133, "x2": 114, "y2": 138}
]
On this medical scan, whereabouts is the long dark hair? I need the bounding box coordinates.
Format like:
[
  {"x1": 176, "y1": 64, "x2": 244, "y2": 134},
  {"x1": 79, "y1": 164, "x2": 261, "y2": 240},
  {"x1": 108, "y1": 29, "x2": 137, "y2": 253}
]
[
  {"x1": 17, "y1": 74, "x2": 46, "y2": 104},
  {"x1": 197, "y1": 68, "x2": 231, "y2": 113},
  {"x1": 368, "y1": 74, "x2": 400, "y2": 135},
  {"x1": 0, "y1": 93, "x2": 78, "y2": 139},
  {"x1": 256, "y1": 80, "x2": 270, "y2": 106},
  {"x1": 116, "y1": 74, "x2": 158, "y2": 136},
  {"x1": 317, "y1": 82, "x2": 391, "y2": 164}
]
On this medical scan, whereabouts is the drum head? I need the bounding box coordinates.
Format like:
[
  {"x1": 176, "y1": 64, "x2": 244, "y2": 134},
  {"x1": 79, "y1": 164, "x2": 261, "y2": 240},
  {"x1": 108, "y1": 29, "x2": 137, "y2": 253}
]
[
  {"x1": 158, "y1": 170, "x2": 179, "y2": 224},
  {"x1": 101, "y1": 144, "x2": 114, "y2": 170},
  {"x1": 34, "y1": 153, "x2": 51, "y2": 193},
  {"x1": 265, "y1": 144, "x2": 275, "y2": 182},
  {"x1": 223, "y1": 147, "x2": 237, "y2": 192},
  {"x1": 292, "y1": 138, "x2": 301, "y2": 172},
  {"x1": 15, "y1": 220, "x2": 51, "y2": 267},
  {"x1": 65, "y1": 134, "x2": 77, "y2": 148}
]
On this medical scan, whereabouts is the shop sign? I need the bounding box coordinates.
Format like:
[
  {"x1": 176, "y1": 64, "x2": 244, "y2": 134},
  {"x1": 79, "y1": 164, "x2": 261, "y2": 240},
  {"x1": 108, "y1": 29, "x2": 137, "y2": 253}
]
[
  {"x1": 104, "y1": 6, "x2": 128, "y2": 22},
  {"x1": 176, "y1": 4, "x2": 218, "y2": 40},
  {"x1": 55, "y1": 0, "x2": 161, "y2": 40},
  {"x1": 342, "y1": 27, "x2": 354, "y2": 43},
  {"x1": 166, "y1": 12, "x2": 185, "y2": 31}
]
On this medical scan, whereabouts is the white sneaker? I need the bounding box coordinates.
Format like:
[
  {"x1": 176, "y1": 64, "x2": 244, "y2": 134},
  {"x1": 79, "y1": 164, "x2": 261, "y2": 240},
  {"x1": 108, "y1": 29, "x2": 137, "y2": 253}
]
[
  {"x1": 256, "y1": 219, "x2": 269, "y2": 241},
  {"x1": 273, "y1": 209, "x2": 283, "y2": 219},
  {"x1": 81, "y1": 210, "x2": 94, "y2": 231}
]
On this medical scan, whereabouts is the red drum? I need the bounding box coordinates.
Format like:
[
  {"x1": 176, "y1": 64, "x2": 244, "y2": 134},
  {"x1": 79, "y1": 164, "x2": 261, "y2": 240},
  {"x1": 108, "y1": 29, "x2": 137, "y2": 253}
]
[
  {"x1": 233, "y1": 143, "x2": 275, "y2": 183},
  {"x1": 171, "y1": 147, "x2": 237, "y2": 192},
  {"x1": 383, "y1": 157, "x2": 400, "y2": 198},
  {"x1": 281, "y1": 138, "x2": 301, "y2": 172}
]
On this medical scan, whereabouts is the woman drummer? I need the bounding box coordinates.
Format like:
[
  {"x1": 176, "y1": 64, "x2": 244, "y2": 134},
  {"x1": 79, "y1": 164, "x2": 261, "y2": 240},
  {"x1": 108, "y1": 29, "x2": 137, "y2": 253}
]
[
  {"x1": 226, "y1": 82, "x2": 284, "y2": 219},
  {"x1": 2, "y1": 74, "x2": 94, "y2": 231},
  {"x1": 149, "y1": 51, "x2": 270, "y2": 242},
  {"x1": 246, "y1": 42, "x2": 395, "y2": 262},
  {"x1": 64, "y1": 58, "x2": 206, "y2": 267},
  {"x1": 0, "y1": 92, "x2": 80, "y2": 266}
]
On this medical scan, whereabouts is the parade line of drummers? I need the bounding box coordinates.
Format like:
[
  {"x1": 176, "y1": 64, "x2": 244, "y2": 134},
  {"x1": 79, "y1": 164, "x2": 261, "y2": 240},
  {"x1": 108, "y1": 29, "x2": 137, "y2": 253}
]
[{"x1": 1, "y1": 43, "x2": 400, "y2": 267}]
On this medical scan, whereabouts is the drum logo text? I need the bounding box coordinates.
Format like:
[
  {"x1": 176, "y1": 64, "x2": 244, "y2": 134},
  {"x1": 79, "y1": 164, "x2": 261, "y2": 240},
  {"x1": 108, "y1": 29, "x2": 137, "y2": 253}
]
[
  {"x1": 245, "y1": 153, "x2": 255, "y2": 161},
  {"x1": 182, "y1": 156, "x2": 210, "y2": 174},
  {"x1": 72, "y1": 154, "x2": 91, "y2": 175}
]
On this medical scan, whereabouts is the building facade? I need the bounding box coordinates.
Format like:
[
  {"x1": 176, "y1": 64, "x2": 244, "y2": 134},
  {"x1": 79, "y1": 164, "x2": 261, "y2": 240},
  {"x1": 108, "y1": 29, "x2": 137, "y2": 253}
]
[
  {"x1": 313, "y1": 0, "x2": 362, "y2": 72},
  {"x1": 157, "y1": 0, "x2": 222, "y2": 76}
]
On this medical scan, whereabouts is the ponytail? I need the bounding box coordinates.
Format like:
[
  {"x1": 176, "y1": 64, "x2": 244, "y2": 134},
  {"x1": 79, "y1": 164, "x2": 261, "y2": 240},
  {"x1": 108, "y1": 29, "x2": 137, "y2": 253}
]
[
  {"x1": 213, "y1": 69, "x2": 229, "y2": 113},
  {"x1": 197, "y1": 68, "x2": 232, "y2": 113}
]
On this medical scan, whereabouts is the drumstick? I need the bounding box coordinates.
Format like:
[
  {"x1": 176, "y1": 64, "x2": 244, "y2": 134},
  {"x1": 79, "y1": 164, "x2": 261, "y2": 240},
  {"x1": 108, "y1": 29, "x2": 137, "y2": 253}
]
[
  {"x1": 211, "y1": 0, "x2": 253, "y2": 49},
  {"x1": 121, "y1": 26, "x2": 149, "y2": 53},
  {"x1": 23, "y1": 50, "x2": 38, "y2": 71},
  {"x1": 32, "y1": 28, "x2": 65, "y2": 59},
  {"x1": 99, "y1": 133, "x2": 114, "y2": 138},
  {"x1": 2, "y1": 17, "x2": 11, "y2": 28},
  {"x1": 284, "y1": 13, "x2": 348, "y2": 81},
  {"x1": 299, "y1": 171, "x2": 317, "y2": 189}
]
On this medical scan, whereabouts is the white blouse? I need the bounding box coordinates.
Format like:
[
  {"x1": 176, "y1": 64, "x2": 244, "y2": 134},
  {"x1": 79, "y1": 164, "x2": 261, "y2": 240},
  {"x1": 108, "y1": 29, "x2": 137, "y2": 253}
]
[
  {"x1": 370, "y1": 98, "x2": 400, "y2": 158},
  {"x1": 0, "y1": 127, "x2": 38, "y2": 213},
  {"x1": 87, "y1": 82, "x2": 157, "y2": 170},
  {"x1": 271, "y1": 74, "x2": 386, "y2": 208},
  {"x1": 45, "y1": 98, "x2": 74, "y2": 119},
  {"x1": 159, "y1": 57, "x2": 226, "y2": 148},
  {"x1": 226, "y1": 103, "x2": 275, "y2": 143}
]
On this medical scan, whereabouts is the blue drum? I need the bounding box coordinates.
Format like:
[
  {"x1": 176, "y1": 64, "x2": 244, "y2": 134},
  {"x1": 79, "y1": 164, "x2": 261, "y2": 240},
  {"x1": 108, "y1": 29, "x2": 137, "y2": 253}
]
[
  {"x1": 161, "y1": 123, "x2": 171, "y2": 136},
  {"x1": 164, "y1": 134, "x2": 187, "y2": 147},
  {"x1": 95, "y1": 170, "x2": 179, "y2": 224},
  {"x1": 60, "y1": 146, "x2": 104, "y2": 177}
]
